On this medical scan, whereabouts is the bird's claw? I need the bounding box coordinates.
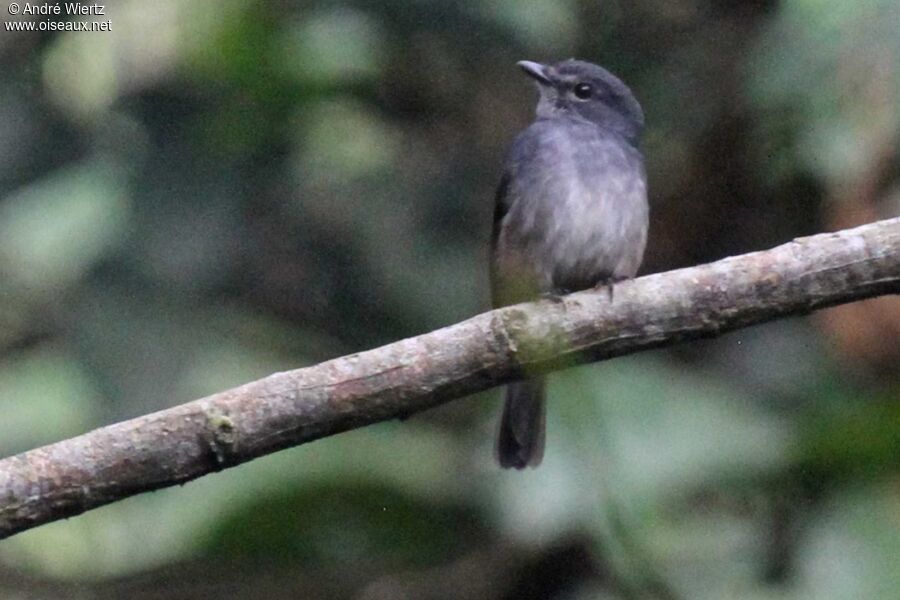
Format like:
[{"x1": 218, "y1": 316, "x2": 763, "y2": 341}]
[
  {"x1": 539, "y1": 290, "x2": 568, "y2": 303},
  {"x1": 594, "y1": 278, "x2": 623, "y2": 302}
]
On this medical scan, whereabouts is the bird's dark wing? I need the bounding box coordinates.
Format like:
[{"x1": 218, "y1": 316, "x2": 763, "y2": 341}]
[
  {"x1": 489, "y1": 170, "x2": 513, "y2": 307},
  {"x1": 489, "y1": 125, "x2": 554, "y2": 308},
  {"x1": 490, "y1": 170, "x2": 512, "y2": 251}
]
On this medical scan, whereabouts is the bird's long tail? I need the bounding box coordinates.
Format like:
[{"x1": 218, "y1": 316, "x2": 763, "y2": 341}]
[{"x1": 496, "y1": 377, "x2": 546, "y2": 469}]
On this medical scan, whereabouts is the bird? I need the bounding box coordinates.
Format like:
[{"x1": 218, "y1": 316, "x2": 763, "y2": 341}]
[{"x1": 490, "y1": 59, "x2": 649, "y2": 469}]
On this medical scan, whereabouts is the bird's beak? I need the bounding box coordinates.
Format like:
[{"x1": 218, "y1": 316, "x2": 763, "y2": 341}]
[{"x1": 517, "y1": 61, "x2": 552, "y2": 86}]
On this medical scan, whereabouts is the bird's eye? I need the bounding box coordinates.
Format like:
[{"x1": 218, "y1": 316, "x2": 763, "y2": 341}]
[{"x1": 573, "y1": 83, "x2": 593, "y2": 100}]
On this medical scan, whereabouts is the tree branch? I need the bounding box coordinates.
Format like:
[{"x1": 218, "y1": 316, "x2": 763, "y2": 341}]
[{"x1": 1, "y1": 218, "x2": 898, "y2": 539}]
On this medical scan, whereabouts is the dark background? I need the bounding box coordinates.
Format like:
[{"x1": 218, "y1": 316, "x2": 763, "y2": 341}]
[{"x1": 1, "y1": 1, "x2": 898, "y2": 598}]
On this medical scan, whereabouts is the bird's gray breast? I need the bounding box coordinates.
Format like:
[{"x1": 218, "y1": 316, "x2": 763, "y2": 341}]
[{"x1": 498, "y1": 119, "x2": 648, "y2": 293}]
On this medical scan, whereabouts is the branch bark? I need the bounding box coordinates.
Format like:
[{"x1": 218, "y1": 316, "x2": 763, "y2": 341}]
[{"x1": 1, "y1": 218, "x2": 899, "y2": 539}]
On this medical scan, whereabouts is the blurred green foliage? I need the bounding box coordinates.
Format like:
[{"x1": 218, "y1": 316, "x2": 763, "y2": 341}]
[
  {"x1": 0, "y1": 0, "x2": 898, "y2": 598},
  {"x1": 205, "y1": 481, "x2": 488, "y2": 568}
]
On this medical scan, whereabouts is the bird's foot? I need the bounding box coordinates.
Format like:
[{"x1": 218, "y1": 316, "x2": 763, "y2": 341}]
[
  {"x1": 594, "y1": 278, "x2": 625, "y2": 302},
  {"x1": 540, "y1": 290, "x2": 569, "y2": 303}
]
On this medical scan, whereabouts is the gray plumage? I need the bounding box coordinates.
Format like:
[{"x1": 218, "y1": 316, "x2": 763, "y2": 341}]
[{"x1": 491, "y1": 59, "x2": 649, "y2": 469}]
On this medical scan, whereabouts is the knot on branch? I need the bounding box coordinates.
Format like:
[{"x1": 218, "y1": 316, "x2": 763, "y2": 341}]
[
  {"x1": 496, "y1": 302, "x2": 574, "y2": 376},
  {"x1": 203, "y1": 408, "x2": 238, "y2": 468}
]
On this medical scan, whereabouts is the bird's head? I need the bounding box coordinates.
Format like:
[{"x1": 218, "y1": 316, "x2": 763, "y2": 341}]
[{"x1": 518, "y1": 59, "x2": 644, "y2": 144}]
